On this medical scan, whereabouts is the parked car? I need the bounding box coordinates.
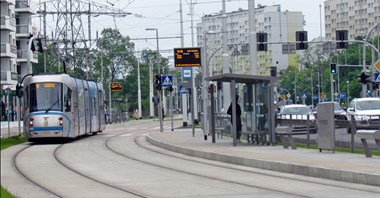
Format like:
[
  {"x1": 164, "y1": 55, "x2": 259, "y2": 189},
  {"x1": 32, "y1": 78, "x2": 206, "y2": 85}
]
[
  {"x1": 277, "y1": 104, "x2": 317, "y2": 133},
  {"x1": 346, "y1": 97, "x2": 380, "y2": 133}
]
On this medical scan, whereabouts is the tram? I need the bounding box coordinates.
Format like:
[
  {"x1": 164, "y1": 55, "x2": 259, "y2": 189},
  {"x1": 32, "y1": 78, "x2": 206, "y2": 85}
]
[{"x1": 21, "y1": 73, "x2": 106, "y2": 141}]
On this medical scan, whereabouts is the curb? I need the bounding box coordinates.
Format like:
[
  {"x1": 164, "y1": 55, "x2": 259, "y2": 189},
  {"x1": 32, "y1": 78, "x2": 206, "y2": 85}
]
[{"x1": 146, "y1": 133, "x2": 380, "y2": 186}]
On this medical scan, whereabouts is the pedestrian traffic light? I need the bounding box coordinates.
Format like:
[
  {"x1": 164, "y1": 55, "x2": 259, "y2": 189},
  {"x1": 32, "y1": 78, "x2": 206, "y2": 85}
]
[
  {"x1": 256, "y1": 32, "x2": 268, "y2": 51},
  {"x1": 330, "y1": 63, "x2": 337, "y2": 74},
  {"x1": 296, "y1": 31, "x2": 308, "y2": 50},
  {"x1": 336, "y1": 30, "x2": 348, "y2": 49},
  {"x1": 154, "y1": 74, "x2": 162, "y2": 90}
]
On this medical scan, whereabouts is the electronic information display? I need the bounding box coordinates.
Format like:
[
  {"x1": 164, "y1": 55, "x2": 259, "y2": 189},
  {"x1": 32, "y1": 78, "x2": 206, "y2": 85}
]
[{"x1": 174, "y1": 47, "x2": 201, "y2": 67}]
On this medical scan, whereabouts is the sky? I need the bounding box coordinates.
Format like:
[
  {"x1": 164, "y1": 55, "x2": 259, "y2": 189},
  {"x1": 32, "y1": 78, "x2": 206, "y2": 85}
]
[{"x1": 34, "y1": 0, "x2": 326, "y2": 59}]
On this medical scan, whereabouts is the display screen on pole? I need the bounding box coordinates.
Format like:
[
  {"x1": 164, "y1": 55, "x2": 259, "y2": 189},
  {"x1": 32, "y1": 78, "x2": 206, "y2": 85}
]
[{"x1": 174, "y1": 47, "x2": 201, "y2": 67}]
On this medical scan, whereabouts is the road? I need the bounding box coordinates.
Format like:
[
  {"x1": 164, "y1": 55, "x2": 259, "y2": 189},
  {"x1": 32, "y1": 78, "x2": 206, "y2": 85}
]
[{"x1": 2, "y1": 119, "x2": 380, "y2": 197}]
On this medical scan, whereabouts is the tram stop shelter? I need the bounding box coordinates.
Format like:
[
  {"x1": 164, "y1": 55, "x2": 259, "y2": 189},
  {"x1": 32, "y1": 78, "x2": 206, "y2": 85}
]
[{"x1": 205, "y1": 73, "x2": 277, "y2": 147}]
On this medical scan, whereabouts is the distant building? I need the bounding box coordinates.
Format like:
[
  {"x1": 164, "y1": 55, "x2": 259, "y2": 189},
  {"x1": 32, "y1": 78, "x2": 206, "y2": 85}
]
[
  {"x1": 196, "y1": 4, "x2": 305, "y2": 76},
  {"x1": 324, "y1": 0, "x2": 380, "y2": 40},
  {"x1": 1, "y1": 0, "x2": 38, "y2": 93}
]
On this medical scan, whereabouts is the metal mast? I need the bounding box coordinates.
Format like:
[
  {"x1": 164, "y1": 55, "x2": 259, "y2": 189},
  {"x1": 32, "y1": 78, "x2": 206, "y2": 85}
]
[{"x1": 37, "y1": 0, "x2": 131, "y2": 71}]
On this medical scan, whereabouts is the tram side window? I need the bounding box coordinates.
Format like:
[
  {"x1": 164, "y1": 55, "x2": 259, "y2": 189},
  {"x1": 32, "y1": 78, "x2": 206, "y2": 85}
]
[{"x1": 64, "y1": 85, "x2": 72, "y2": 112}]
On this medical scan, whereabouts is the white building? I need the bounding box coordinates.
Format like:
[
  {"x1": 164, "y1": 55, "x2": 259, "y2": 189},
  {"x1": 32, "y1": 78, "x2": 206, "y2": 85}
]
[
  {"x1": 1, "y1": 0, "x2": 37, "y2": 92},
  {"x1": 324, "y1": 0, "x2": 380, "y2": 40},
  {"x1": 196, "y1": 4, "x2": 305, "y2": 76}
]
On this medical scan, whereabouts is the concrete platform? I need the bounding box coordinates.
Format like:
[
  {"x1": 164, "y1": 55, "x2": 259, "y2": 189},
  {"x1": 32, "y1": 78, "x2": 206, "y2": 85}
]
[{"x1": 147, "y1": 127, "x2": 380, "y2": 186}]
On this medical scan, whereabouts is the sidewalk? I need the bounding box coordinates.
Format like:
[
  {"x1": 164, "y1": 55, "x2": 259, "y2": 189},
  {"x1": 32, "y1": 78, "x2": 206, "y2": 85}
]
[{"x1": 147, "y1": 127, "x2": 380, "y2": 186}]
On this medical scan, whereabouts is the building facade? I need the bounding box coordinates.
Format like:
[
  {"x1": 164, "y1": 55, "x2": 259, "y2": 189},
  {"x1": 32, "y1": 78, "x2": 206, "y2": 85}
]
[
  {"x1": 324, "y1": 0, "x2": 380, "y2": 40},
  {"x1": 196, "y1": 4, "x2": 305, "y2": 76},
  {"x1": 1, "y1": 0, "x2": 37, "y2": 92}
]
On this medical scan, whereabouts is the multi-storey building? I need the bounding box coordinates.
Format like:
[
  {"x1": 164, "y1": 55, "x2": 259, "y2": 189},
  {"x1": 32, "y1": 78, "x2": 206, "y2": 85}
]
[
  {"x1": 324, "y1": 0, "x2": 380, "y2": 40},
  {"x1": 196, "y1": 4, "x2": 305, "y2": 76},
  {"x1": 1, "y1": 0, "x2": 37, "y2": 91},
  {"x1": 1, "y1": 0, "x2": 17, "y2": 91}
]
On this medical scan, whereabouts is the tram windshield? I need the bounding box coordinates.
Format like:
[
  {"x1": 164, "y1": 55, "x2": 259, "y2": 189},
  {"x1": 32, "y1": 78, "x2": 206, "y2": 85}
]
[{"x1": 28, "y1": 82, "x2": 62, "y2": 113}]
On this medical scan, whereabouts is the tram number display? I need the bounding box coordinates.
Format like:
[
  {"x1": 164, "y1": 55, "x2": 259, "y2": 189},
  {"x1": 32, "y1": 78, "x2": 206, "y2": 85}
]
[
  {"x1": 111, "y1": 82, "x2": 122, "y2": 92},
  {"x1": 174, "y1": 47, "x2": 201, "y2": 67}
]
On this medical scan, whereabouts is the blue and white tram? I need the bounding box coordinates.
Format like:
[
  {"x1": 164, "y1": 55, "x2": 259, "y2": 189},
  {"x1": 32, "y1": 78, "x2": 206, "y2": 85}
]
[{"x1": 22, "y1": 73, "x2": 106, "y2": 141}]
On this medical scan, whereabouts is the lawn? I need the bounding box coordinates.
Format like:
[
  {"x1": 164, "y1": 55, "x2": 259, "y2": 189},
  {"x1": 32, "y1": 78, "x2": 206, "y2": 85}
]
[{"x1": 1, "y1": 136, "x2": 27, "y2": 198}]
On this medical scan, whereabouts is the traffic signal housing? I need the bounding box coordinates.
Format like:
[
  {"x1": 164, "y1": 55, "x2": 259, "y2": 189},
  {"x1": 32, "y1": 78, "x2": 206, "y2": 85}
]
[
  {"x1": 296, "y1": 31, "x2": 308, "y2": 50},
  {"x1": 256, "y1": 32, "x2": 268, "y2": 51},
  {"x1": 154, "y1": 74, "x2": 162, "y2": 90},
  {"x1": 336, "y1": 30, "x2": 348, "y2": 49},
  {"x1": 358, "y1": 72, "x2": 371, "y2": 84},
  {"x1": 330, "y1": 63, "x2": 336, "y2": 74}
]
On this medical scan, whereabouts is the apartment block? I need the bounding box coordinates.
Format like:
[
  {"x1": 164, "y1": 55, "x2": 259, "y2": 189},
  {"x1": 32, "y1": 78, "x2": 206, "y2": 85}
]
[
  {"x1": 324, "y1": 0, "x2": 380, "y2": 40},
  {"x1": 196, "y1": 4, "x2": 305, "y2": 76},
  {"x1": 1, "y1": 0, "x2": 37, "y2": 92}
]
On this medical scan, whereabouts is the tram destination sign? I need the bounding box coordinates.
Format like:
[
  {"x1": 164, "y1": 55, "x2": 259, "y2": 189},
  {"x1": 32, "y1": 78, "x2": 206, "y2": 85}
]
[{"x1": 174, "y1": 47, "x2": 201, "y2": 67}]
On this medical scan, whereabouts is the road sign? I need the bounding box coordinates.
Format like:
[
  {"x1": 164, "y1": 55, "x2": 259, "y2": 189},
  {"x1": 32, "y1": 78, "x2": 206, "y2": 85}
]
[
  {"x1": 374, "y1": 59, "x2": 380, "y2": 72},
  {"x1": 286, "y1": 93, "x2": 291, "y2": 98},
  {"x1": 374, "y1": 72, "x2": 380, "y2": 84},
  {"x1": 161, "y1": 75, "x2": 173, "y2": 87},
  {"x1": 182, "y1": 68, "x2": 192, "y2": 79},
  {"x1": 302, "y1": 93, "x2": 307, "y2": 99},
  {"x1": 179, "y1": 85, "x2": 189, "y2": 94}
]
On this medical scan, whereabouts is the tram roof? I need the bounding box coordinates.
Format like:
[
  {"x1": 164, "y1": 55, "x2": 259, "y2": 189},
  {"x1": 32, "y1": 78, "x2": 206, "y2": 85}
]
[{"x1": 205, "y1": 73, "x2": 276, "y2": 84}]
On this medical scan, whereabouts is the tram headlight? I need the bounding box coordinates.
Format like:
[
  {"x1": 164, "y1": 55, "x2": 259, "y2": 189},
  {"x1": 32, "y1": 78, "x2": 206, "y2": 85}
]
[
  {"x1": 29, "y1": 118, "x2": 34, "y2": 127},
  {"x1": 59, "y1": 117, "x2": 63, "y2": 126}
]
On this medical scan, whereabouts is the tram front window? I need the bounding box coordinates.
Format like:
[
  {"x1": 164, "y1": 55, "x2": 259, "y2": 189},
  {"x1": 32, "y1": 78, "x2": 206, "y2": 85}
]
[{"x1": 29, "y1": 83, "x2": 62, "y2": 112}]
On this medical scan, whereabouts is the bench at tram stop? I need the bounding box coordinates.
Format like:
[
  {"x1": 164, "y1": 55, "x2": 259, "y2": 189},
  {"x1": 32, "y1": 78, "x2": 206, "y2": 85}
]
[
  {"x1": 356, "y1": 129, "x2": 380, "y2": 158},
  {"x1": 275, "y1": 126, "x2": 296, "y2": 150}
]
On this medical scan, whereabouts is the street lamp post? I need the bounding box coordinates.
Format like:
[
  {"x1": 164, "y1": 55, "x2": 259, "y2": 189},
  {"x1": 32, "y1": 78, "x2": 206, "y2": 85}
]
[
  {"x1": 146, "y1": 28, "x2": 163, "y2": 132},
  {"x1": 362, "y1": 23, "x2": 380, "y2": 97},
  {"x1": 137, "y1": 57, "x2": 142, "y2": 118},
  {"x1": 346, "y1": 81, "x2": 350, "y2": 105}
]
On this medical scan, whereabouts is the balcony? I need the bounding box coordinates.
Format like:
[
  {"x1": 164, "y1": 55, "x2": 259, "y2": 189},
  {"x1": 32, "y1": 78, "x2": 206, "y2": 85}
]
[
  {"x1": 0, "y1": 16, "x2": 16, "y2": 31},
  {"x1": 15, "y1": 0, "x2": 36, "y2": 14},
  {"x1": 0, "y1": 71, "x2": 18, "y2": 86},
  {"x1": 16, "y1": 24, "x2": 33, "y2": 37},
  {"x1": 17, "y1": 49, "x2": 38, "y2": 62},
  {"x1": 0, "y1": 44, "x2": 17, "y2": 58}
]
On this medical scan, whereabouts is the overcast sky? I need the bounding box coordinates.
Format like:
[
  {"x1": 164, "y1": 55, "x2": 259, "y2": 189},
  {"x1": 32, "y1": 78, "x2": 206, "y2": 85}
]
[{"x1": 36, "y1": 0, "x2": 326, "y2": 58}]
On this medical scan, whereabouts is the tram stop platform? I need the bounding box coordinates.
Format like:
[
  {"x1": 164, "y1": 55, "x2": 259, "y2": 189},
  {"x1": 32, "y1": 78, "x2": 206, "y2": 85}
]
[{"x1": 147, "y1": 127, "x2": 380, "y2": 187}]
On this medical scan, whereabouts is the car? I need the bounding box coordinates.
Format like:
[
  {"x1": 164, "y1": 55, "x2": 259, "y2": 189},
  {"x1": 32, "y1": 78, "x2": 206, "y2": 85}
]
[
  {"x1": 277, "y1": 104, "x2": 317, "y2": 133},
  {"x1": 346, "y1": 97, "x2": 380, "y2": 133}
]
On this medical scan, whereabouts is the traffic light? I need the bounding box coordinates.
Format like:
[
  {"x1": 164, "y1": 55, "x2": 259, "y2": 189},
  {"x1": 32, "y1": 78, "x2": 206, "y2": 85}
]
[
  {"x1": 296, "y1": 31, "x2": 308, "y2": 50},
  {"x1": 336, "y1": 30, "x2": 348, "y2": 49},
  {"x1": 256, "y1": 32, "x2": 268, "y2": 51},
  {"x1": 330, "y1": 63, "x2": 336, "y2": 74},
  {"x1": 358, "y1": 72, "x2": 371, "y2": 84},
  {"x1": 16, "y1": 84, "x2": 23, "y2": 98},
  {"x1": 270, "y1": 66, "x2": 277, "y2": 77},
  {"x1": 372, "y1": 82, "x2": 379, "y2": 91},
  {"x1": 35, "y1": 38, "x2": 44, "y2": 53},
  {"x1": 154, "y1": 74, "x2": 162, "y2": 90}
]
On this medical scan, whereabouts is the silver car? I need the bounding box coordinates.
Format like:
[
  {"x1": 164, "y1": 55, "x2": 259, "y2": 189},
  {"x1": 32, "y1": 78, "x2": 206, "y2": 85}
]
[
  {"x1": 277, "y1": 104, "x2": 317, "y2": 133},
  {"x1": 346, "y1": 98, "x2": 380, "y2": 133}
]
